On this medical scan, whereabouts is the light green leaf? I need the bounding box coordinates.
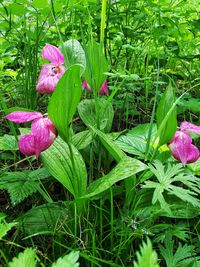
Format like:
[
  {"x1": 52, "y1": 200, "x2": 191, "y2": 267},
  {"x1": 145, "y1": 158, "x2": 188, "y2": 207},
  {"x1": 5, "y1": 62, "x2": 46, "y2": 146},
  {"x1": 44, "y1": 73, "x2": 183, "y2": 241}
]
[
  {"x1": 48, "y1": 65, "x2": 82, "y2": 141},
  {"x1": 82, "y1": 156, "x2": 147, "y2": 198},
  {"x1": 0, "y1": 134, "x2": 18, "y2": 151},
  {"x1": 61, "y1": 39, "x2": 86, "y2": 75},
  {"x1": 156, "y1": 83, "x2": 177, "y2": 145},
  {"x1": 134, "y1": 239, "x2": 159, "y2": 267},
  {"x1": 52, "y1": 251, "x2": 80, "y2": 267},
  {"x1": 8, "y1": 248, "x2": 36, "y2": 267},
  {"x1": 78, "y1": 98, "x2": 114, "y2": 132},
  {"x1": 41, "y1": 137, "x2": 87, "y2": 198},
  {"x1": 72, "y1": 130, "x2": 93, "y2": 150}
]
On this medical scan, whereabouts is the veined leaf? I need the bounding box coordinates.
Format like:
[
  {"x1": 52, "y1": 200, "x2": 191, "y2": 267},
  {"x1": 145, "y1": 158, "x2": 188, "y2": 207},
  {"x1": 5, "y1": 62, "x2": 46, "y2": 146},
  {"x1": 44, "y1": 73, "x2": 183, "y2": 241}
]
[
  {"x1": 82, "y1": 156, "x2": 147, "y2": 198},
  {"x1": 8, "y1": 248, "x2": 36, "y2": 267},
  {"x1": 72, "y1": 130, "x2": 93, "y2": 150},
  {"x1": 48, "y1": 65, "x2": 82, "y2": 141},
  {"x1": 61, "y1": 39, "x2": 86, "y2": 75},
  {"x1": 156, "y1": 83, "x2": 177, "y2": 146},
  {"x1": 78, "y1": 98, "x2": 114, "y2": 132},
  {"x1": 0, "y1": 134, "x2": 18, "y2": 151},
  {"x1": 52, "y1": 251, "x2": 80, "y2": 267},
  {"x1": 41, "y1": 137, "x2": 87, "y2": 198}
]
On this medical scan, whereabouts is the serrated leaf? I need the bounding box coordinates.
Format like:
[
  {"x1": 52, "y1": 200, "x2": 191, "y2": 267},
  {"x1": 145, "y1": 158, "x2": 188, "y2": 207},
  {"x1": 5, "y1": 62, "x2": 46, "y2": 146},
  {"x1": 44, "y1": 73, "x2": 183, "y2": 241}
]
[
  {"x1": 0, "y1": 222, "x2": 17, "y2": 240},
  {"x1": 156, "y1": 83, "x2": 177, "y2": 145},
  {"x1": 41, "y1": 137, "x2": 87, "y2": 198},
  {"x1": 8, "y1": 248, "x2": 36, "y2": 267},
  {"x1": 82, "y1": 156, "x2": 147, "y2": 198},
  {"x1": 0, "y1": 168, "x2": 49, "y2": 205},
  {"x1": 52, "y1": 251, "x2": 80, "y2": 267},
  {"x1": 134, "y1": 239, "x2": 159, "y2": 267},
  {"x1": 78, "y1": 98, "x2": 114, "y2": 132},
  {"x1": 48, "y1": 65, "x2": 82, "y2": 141},
  {"x1": 0, "y1": 134, "x2": 18, "y2": 151}
]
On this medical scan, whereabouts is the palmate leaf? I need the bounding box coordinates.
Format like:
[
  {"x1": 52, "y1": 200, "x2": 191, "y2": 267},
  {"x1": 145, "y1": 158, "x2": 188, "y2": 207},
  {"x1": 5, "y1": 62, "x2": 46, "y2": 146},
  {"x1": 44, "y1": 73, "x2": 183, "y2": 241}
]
[
  {"x1": 52, "y1": 251, "x2": 80, "y2": 267},
  {"x1": 0, "y1": 168, "x2": 49, "y2": 205},
  {"x1": 8, "y1": 248, "x2": 36, "y2": 267},
  {"x1": 133, "y1": 239, "x2": 159, "y2": 267},
  {"x1": 143, "y1": 160, "x2": 200, "y2": 214}
]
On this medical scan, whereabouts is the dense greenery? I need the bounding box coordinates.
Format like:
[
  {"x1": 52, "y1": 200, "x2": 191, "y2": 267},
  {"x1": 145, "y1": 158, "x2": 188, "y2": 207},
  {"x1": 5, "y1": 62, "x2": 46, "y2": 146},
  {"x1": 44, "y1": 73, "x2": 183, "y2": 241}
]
[{"x1": 0, "y1": 0, "x2": 200, "y2": 266}]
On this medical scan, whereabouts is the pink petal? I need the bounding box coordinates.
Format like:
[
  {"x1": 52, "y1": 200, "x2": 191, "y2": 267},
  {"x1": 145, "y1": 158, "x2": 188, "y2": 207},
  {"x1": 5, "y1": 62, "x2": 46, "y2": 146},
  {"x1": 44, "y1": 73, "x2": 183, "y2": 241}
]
[
  {"x1": 42, "y1": 44, "x2": 64, "y2": 65},
  {"x1": 31, "y1": 117, "x2": 57, "y2": 158},
  {"x1": 99, "y1": 80, "x2": 109, "y2": 96},
  {"x1": 169, "y1": 130, "x2": 199, "y2": 166},
  {"x1": 37, "y1": 64, "x2": 65, "y2": 82},
  {"x1": 5, "y1": 111, "x2": 43, "y2": 123},
  {"x1": 82, "y1": 80, "x2": 91, "y2": 92},
  {"x1": 180, "y1": 121, "x2": 200, "y2": 135},
  {"x1": 18, "y1": 134, "x2": 36, "y2": 156},
  {"x1": 36, "y1": 75, "x2": 60, "y2": 94}
]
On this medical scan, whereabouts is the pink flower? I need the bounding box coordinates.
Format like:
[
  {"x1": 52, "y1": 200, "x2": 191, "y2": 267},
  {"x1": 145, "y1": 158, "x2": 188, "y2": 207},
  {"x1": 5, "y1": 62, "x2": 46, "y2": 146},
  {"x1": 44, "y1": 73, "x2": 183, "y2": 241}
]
[
  {"x1": 82, "y1": 80, "x2": 109, "y2": 95},
  {"x1": 36, "y1": 44, "x2": 65, "y2": 94},
  {"x1": 5, "y1": 111, "x2": 57, "y2": 158},
  {"x1": 168, "y1": 122, "x2": 200, "y2": 166}
]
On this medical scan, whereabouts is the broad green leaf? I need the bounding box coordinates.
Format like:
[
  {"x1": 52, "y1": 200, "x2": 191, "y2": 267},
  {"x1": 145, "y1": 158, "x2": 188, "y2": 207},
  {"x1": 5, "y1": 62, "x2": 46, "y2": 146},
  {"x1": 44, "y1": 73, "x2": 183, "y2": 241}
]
[
  {"x1": 82, "y1": 156, "x2": 147, "y2": 198},
  {"x1": 0, "y1": 168, "x2": 49, "y2": 205},
  {"x1": 8, "y1": 248, "x2": 36, "y2": 267},
  {"x1": 156, "y1": 83, "x2": 177, "y2": 145},
  {"x1": 61, "y1": 39, "x2": 86, "y2": 75},
  {"x1": 78, "y1": 98, "x2": 114, "y2": 132},
  {"x1": 90, "y1": 126, "x2": 125, "y2": 162},
  {"x1": 18, "y1": 203, "x2": 68, "y2": 236},
  {"x1": 48, "y1": 65, "x2": 82, "y2": 141},
  {"x1": 72, "y1": 130, "x2": 93, "y2": 150},
  {"x1": 134, "y1": 239, "x2": 160, "y2": 267},
  {"x1": 41, "y1": 137, "x2": 87, "y2": 198},
  {"x1": 84, "y1": 41, "x2": 108, "y2": 94},
  {"x1": 52, "y1": 251, "x2": 80, "y2": 267},
  {"x1": 0, "y1": 134, "x2": 18, "y2": 151}
]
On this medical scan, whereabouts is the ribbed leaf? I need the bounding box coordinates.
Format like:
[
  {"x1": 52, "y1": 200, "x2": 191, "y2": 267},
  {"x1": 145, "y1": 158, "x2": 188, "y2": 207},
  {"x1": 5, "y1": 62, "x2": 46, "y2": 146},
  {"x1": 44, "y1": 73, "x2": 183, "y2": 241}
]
[
  {"x1": 41, "y1": 137, "x2": 87, "y2": 198},
  {"x1": 156, "y1": 83, "x2": 177, "y2": 145},
  {"x1": 78, "y1": 98, "x2": 114, "y2": 132},
  {"x1": 48, "y1": 65, "x2": 82, "y2": 141},
  {"x1": 72, "y1": 130, "x2": 93, "y2": 150},
  {"x1": 82, "y1": 156, "x2": 147, "y2": 198},
  {"x1": 0, "y1": 134, "x2": 18, "y2": 151}
]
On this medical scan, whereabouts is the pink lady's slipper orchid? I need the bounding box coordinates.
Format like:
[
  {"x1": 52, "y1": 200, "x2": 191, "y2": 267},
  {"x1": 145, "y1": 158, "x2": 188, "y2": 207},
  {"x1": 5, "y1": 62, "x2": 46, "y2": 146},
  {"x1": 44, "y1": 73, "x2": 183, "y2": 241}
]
[
  {"x1": 82, "y1": 80, "x2": 109, "y2": 95},
  {"x1": 5, "y1": 111, "x2": 57, "y2": 158},
  {"x1": 36, "y1": 44, "x2": 65, "y2": 94},
  {"x1": 168, "y1": 121, "x2": 200, "y2": 166}
]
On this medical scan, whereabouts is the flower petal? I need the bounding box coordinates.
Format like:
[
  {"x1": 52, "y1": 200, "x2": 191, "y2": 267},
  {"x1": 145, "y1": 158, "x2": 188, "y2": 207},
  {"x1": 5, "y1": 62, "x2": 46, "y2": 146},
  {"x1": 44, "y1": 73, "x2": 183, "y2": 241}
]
[
  {"x1": 99, "y1": 80, "x2": 109, "y2": 95},
  {"x1": 180, "y1": 121, "x2": 200, "y2": 135},
  {"x1": 5, "y1": 111, "x2": 43, "y2": 123},
  {"x1": 82, "y1": 80, "x2": 91, "y2": 92},
  {"x1": 36, "y1": 76, "x2": 60, "y2": 94},
  {"x1": 186, "y1": 144, "x2": 200, "y2": 164},
  {"x1": 31, "y1": 117, "x2": 57, "y2": 158},
  {"x1": 18, "y1": 134, "x2": 36, "y2": 156},
  {"x1": 42, "y1": 44, "x2": 64, "y2": 65}
]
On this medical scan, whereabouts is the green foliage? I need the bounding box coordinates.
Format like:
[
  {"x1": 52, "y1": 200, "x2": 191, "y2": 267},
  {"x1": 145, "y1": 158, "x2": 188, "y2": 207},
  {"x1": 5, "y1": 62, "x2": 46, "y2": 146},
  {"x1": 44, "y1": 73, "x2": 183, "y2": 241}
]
[
  {"x1": 0, "y1": 213, "x2": 16, "y2": 240},
  {"x1": 8, "y1": 248, "x2": 36, "y2": 267},
  {"x1": 156, "y1": 83, "x2": 177, "y2": 146},
  {"x1": 84, "y1": 41, "x2": 108, "y2": 94},
  {"x1": 72, "y1": 130, "x2": 93, "y2": 150},
  {"x1": 41, "y1": 137, "x2": 87, "y2": 198},
  {"x1": 61, "y1": 39, "x2": 86, "y2": 75},
  {"x1": 48, "y1": 65, "x2": 82, "y2": 141},
  {"x1": 52, "y1": 251, "x2": 80, "y2": 267},
  {"x1": 143, "y1": 161, "x2": 200, "y2": 214},
  {"x1": 0, "y1": 134, "x2": 18, "y2": 151},
  {"x1": 159, "y1": 235, "x2": 200, "y2": 267},
  {"x1": 0, "y1": 168, "x2": 50, "y2": 205},
  {"x1": 133, "y1": 239, "x2": 159, "y2": 267},
  {"x1": 78, "y1": 98, "x2": 114, "y2": 132},
  {"x1": 83, "y1": 156, "x2": 147, "y2": 198}
]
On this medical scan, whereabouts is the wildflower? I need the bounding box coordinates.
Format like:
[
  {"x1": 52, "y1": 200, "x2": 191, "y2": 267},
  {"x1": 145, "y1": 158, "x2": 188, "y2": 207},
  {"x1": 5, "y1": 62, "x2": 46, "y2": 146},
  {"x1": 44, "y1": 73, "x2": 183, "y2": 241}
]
[
  {"x1": 5, "y1": 111, "x2": 57, "y2": 158},
  {"x1": 36, "y1": 44, "x2": 65, "y2": 94},
  {"x1": 82, "y1": 80, "x2": 109, "y2": 95},
  {"x1": 168, "y1": 121, "x2": 200, "y2": 166}
]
